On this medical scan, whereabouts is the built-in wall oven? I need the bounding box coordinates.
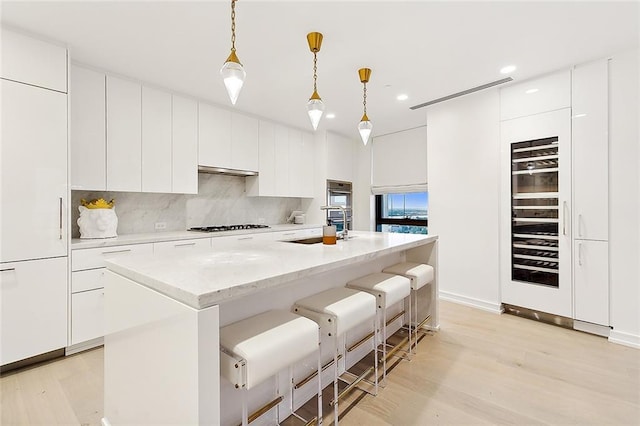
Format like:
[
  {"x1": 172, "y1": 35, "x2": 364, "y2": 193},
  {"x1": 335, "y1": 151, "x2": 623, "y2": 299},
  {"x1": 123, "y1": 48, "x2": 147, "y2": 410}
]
[{"x1": 326, "y1": 180, "x2": 352, "y2": 231}]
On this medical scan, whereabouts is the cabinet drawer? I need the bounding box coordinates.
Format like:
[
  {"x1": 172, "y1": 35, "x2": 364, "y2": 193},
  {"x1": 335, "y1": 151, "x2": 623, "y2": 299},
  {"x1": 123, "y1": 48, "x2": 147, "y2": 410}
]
[
  {"x1": 154, "y1": 238, "x2": 211, "y2": 254},
  {"x1": 71, "y1": 288, "x2": 104, "y2": 345},
  {"x1": 72, "y1": 243, "x2": 153, "y2": 271},
  {"x1": 71, "y1": 268, "x2": 105, "y2": 293}
]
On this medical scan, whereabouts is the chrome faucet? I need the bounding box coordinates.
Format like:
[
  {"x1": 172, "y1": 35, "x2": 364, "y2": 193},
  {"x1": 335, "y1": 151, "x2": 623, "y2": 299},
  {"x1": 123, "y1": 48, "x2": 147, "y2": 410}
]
[{"x1": 320, "y1": 205, "x2": 349, "y2": 241}]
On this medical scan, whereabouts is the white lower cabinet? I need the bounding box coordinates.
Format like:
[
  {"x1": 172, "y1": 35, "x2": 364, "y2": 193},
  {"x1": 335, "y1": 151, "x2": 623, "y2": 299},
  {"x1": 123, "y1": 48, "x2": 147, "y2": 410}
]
[
  {"x1": 1, "y1": 257, "x2": 68, "y2": 365},
  {"x1": 71, "y1": 289, "x2": 104, "y2": 345},
  {"x1": 70, "y1": 243, "x2": 153, "y2": 347},
  {"x1": 154, "y1": 238, "x2": 211, "y2": 254},
  {"x1": 574, "y1": 240, "x2": 609, "y2": 326}
]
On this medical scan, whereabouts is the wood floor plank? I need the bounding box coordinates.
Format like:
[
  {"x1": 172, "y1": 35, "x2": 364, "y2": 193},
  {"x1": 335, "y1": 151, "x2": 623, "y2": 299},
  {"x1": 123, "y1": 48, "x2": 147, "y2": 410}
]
[{"x1": 1, "y1": 300, "x2": 638, "y2": 425}]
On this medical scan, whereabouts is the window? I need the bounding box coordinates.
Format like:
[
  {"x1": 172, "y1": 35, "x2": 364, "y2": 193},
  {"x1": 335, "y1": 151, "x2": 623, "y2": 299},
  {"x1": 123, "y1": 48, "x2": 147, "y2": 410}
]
[{"x1": 375, "y1": 192, "x2": 428, "y2": 234}]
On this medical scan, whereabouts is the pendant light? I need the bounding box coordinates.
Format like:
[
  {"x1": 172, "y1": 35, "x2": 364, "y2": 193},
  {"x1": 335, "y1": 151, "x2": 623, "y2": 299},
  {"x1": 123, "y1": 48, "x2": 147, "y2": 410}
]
[
  {"x1": 220, "y1": 0, "x2": 245, "y2": 105},
  {"x1": 357, "y1": 68, "x2": 373, "y2": 145},
  {"x1": 306, "y1": 32, "x2": 325, "y2": 130}
]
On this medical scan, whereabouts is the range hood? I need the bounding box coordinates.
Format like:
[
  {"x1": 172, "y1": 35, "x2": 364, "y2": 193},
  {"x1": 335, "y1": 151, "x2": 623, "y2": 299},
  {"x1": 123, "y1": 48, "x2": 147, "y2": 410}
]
[{"x1": 197, "y1": 165, "x2": 258, "y2": 177}]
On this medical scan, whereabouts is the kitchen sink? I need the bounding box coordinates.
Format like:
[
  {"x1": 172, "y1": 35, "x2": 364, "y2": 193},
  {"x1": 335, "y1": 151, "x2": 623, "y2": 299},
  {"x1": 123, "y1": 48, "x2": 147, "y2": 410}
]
[{"x1": 284, "y1": 235, "x2": 355, "y2": 245}]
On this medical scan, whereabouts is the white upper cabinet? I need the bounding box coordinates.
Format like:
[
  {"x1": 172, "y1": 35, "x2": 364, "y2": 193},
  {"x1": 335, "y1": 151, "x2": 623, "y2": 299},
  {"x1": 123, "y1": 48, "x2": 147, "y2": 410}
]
[
  {"x1": 300, "y1": 132, "x2": 315, "y2": 198},
  {"x1": 142, "y1": 86, "x2": 172, "y2": 193},
  {"x1": 70, "y1": 64, "x2": 106, "y2": 190},
  {"x1": 1, "y1": 79, "x2": 68, "y2": 263},
  {"x1": 231, "y1": 113, "x2": 259, "y2": 172},
  {"x1": 274, "y1": 124, "x2": 290, "y2": 196},
  {"x1": 572, "y1": 60, "x2": 608, "y2": 241},
  {"x1": 288, "y1": 129, "x2": 303, "y2": 197},
  {"x1": 326, "y1": 132, "x2": 354, "y2": 183},
  {"x1": 172, "y1": 95, "x2": 198, "y2": 194},
  {"x1": 372, "y1": 127, "x2": 427, "y2": 192},
  {"x1": 198, "y1": 102, "x2": 232, "y2": 169},
  {"x1": 106, "y1": 76, "x2": 142, "y2": 192},
  {"x1": 0, "y1": 27, "x2": 67, "y2": 93},
  {"x1": 500, "y1": 71, "x2": 571, "y2": 121},
  {"x1": 246, "y1": 120, "x2": 276, "y2": 197}
]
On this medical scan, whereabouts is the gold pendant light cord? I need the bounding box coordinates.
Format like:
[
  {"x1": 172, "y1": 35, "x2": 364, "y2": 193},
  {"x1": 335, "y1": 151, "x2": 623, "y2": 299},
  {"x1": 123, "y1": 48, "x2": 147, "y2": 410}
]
[
  {"x1": 230, "y1": 0, "x2": 237, "y2": 52},
  {"x1": 363, "y1": 82, "x2": 367, "y2": 116},
  {"x1": 313, "y1": 52, "x2": 318, "y2": 93}
]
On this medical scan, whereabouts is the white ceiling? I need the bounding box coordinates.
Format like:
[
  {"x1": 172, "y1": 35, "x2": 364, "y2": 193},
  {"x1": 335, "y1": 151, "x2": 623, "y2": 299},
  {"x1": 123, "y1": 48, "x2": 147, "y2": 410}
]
[{"x1": 2, "y1": 1, "x2": 638, "y2": 139}]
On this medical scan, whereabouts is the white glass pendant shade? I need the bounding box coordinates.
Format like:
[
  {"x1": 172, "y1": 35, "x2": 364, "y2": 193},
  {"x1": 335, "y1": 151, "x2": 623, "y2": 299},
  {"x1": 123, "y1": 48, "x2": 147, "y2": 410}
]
[
  {"x1": 358, "y1": 118, "x2": 373, "y2": 146},
  {"x1": 220, "y1": 59, "x2": 245, "y2": 105},
  {"x1": 307, "y1": 97, "x2": 325, "y2": 130}
]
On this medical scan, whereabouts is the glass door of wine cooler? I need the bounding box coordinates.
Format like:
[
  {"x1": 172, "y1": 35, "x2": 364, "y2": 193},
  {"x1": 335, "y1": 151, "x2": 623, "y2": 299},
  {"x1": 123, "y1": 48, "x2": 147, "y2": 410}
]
[{"x1": 511, "y1": 137, "x2": 560, "y2": 287}]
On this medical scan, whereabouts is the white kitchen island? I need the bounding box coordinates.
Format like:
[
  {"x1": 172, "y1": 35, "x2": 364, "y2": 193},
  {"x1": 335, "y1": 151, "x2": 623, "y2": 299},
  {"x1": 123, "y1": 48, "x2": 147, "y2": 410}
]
[{"x1": 102, "y1": 231, "x2": 438, "y2": 426}]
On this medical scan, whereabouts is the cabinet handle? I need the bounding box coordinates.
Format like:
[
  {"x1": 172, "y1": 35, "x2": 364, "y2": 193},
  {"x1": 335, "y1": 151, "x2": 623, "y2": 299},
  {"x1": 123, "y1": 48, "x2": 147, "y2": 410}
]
[
  {"x1": 578, "y1": 243, "x2": 583, "y2": 266},
  {"x1": 578, "y1": 214, "x2": 583, "y2": 238},
  {"x1": 175, "y1": 242, "x2": 197, "y2": 247},
  {"x1": 101, "y1": 249, "x2": 132, "y2": 255},
  {"x1": 237, "y1": 236, "x2": 253, "y2": 241},
  {"x1": 562, "y1": 201, "x2": 568, "y2": 236},
  {"x1": 0, "y1": 268, "x2": 16, "y2": 272},
  {"x1": 283, "y1": 232, "x2": 296, "y2": 236},
  {"x1": 59, "y1": 197, "x2": 63, "y2": 240}
]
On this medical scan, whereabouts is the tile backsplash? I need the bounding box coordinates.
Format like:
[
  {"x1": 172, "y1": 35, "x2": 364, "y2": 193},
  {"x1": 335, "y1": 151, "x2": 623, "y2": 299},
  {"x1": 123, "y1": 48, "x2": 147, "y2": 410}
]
[{"x1": 71, "y1": 173, "x2": 302, "y2": 238}]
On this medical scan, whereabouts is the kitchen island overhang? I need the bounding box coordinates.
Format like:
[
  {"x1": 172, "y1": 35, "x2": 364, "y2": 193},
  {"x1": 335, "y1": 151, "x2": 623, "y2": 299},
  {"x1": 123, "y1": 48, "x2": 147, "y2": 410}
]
[{"x1": 102, "y1": 231, "x2": 438, "y2": 425}]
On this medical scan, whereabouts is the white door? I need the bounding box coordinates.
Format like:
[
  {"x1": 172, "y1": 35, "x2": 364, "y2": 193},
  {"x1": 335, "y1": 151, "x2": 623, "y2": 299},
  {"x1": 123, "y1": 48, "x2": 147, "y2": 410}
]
[
  {"x1": 231, "y1": 113, "x2": 258, "y2": 172},
  {"x1": 1, "y1": 257, "x2": 68, "y2": 365},
  {"x1": 1, "y1": 79, "x2": 68, "y2": 263},
  {"x1": 198, "y1": 102, "x2": 231, "y2": 168},
  {"x1": 574, "y1": 240, "x2": 608, "y2": 326},
  {"x1": 500, "y1": 109, "x2": 573, "y2": 317}
]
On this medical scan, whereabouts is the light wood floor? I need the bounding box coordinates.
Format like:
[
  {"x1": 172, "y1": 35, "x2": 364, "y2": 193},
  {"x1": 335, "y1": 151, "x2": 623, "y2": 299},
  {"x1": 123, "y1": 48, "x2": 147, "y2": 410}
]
[{"x1": 2, "y1": 301, "x2": 639, "y2": 425}]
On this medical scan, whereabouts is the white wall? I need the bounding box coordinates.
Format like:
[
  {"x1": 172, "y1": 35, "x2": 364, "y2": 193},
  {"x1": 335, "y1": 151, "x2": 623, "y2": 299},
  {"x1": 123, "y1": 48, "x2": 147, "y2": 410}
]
[
  {"x1": 608, "y1": 49, "x2": 640, "y2": 347},
  {"x1": 426, "y1": 90, "x2": 502, "y2": 313}
]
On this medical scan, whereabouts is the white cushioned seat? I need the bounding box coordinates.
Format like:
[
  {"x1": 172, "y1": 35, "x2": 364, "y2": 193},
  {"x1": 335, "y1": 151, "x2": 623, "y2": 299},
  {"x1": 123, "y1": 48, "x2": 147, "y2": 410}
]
[
  {"x1": 294, "y1": 287, "x2": 376, "y2": 336},
  {"x1": 346, "y1": 272, "x2": 411, "y2": 308},
  {"x1": 220, "y1": 310, "x2": 319, "y2": 390},
  {"x1": 383, "y1": 262, "x2": 434, "y2": 290}
]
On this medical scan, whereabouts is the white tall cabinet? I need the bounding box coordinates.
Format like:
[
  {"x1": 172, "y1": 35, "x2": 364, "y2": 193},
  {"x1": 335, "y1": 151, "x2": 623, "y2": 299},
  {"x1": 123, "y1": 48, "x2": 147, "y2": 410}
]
[
  {"x1": 172, "y1": 95, "x2": 198, "y2": 194},
  {"x1": 1, "y1": 28, "x2": 69, "y2": 366},
  {"x1": 572, "y1": 59, "x2": 609, "y2": 331}
]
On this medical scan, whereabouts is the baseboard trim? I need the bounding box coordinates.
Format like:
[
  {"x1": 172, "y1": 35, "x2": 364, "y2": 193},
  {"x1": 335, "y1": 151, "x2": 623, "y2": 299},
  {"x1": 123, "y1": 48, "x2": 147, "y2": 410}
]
[
  {"x1": 573, "y1": 320, "x2": 610, "y2": 337},
  {"x1": 65, "y1": 337, "x2": 104, "y2": 356},
  {"x1": 439, "y1": 291, "x2": 503, "y2": 314},
  {"x1": 608, "y1": 330, "x2": 640, "y2": 349}
]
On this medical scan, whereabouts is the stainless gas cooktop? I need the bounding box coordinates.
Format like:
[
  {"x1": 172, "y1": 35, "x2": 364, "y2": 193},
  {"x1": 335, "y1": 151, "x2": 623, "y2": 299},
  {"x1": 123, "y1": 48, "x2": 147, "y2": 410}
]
[{"x1": 188, "y1": 224, "x2": 270, "y2": 233}]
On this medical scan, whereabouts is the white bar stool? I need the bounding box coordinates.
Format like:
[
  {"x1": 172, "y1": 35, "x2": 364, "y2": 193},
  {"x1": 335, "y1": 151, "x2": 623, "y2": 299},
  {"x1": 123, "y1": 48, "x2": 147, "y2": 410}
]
[
  {"x1": 346, "y1": 272, "x2": 411, "y2": 385},
  {"x1": 220, "y1": 310, "x2": 322, "y2": 426},
  {"x1": 293, "y1": 287, "x2": 378, "y2": 426},
  {"x1": 383, "y1": 262, "x2": 434, "y2": 353}
]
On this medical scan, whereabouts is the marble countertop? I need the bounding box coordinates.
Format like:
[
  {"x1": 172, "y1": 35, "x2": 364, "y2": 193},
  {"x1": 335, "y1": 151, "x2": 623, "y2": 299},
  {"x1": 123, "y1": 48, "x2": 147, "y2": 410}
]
[
  {"x1": 71, "y1": 223, "x2": 322, "y2": 249},
  {"x1": 105, "y1": 231, "x2": 438, "y2": 310}
]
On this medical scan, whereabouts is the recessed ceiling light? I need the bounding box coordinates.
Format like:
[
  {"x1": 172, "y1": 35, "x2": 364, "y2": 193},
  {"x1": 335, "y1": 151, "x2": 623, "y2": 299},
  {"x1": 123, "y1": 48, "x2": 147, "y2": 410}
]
[
  {"x1": 326, "y1": 113, "x2": 336, "y2": 119},
  {"x1": 525, "y1": 88, "x2": 539, "y2": 94},
  {"x1": 396, "y1": 94, "x2": 409, "y2": 101},
  {"x1": 500, "y1": 65, "x2": 517, "y2": 74}
]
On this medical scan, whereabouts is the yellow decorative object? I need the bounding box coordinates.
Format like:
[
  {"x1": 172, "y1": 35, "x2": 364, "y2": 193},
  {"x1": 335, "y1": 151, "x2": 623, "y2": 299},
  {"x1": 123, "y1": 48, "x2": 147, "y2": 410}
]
[{"x1": 80, "y1": 198, "x2": 115, "y2": 209}]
